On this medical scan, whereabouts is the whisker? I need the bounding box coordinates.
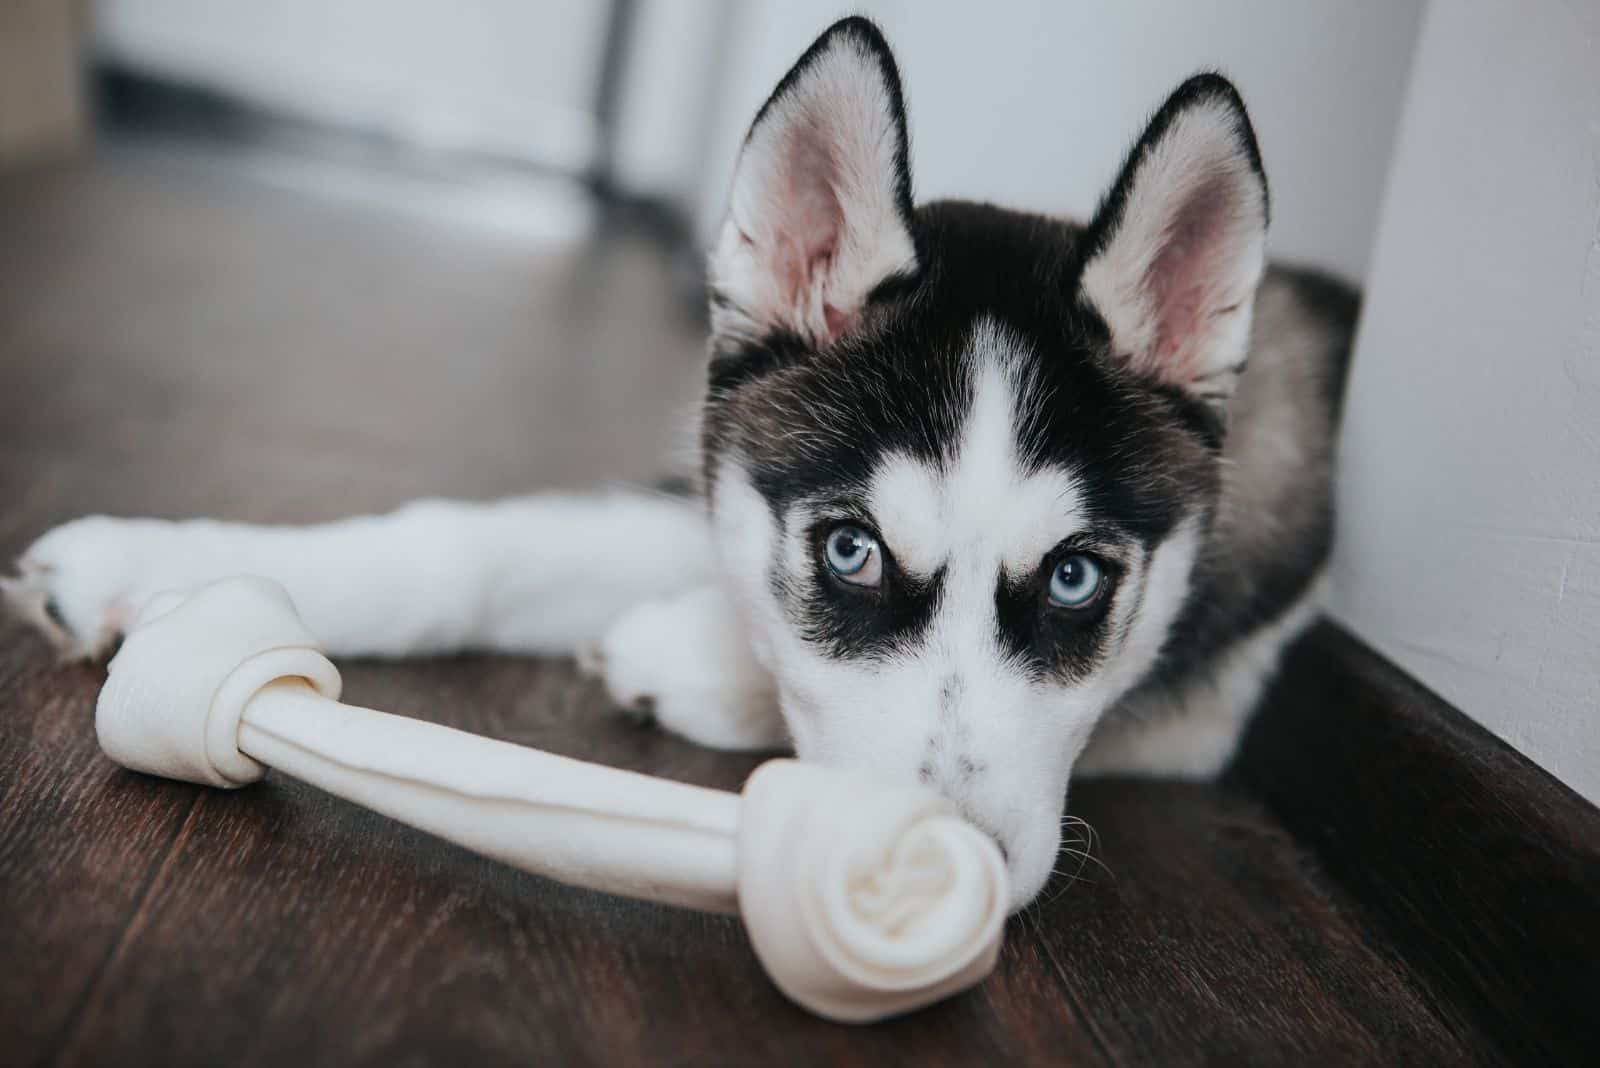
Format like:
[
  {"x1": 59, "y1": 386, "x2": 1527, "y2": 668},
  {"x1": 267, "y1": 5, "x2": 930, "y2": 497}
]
[
  {"x1": 1060, "y1": 845, "x2": 1115, "y2": 882},
  {"x1": 1036, "y1": 814, "x2": 1118, "y2": 905}
]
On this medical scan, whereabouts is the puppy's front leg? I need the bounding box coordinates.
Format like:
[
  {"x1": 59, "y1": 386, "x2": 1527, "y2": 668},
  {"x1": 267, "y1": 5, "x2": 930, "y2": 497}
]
[
  {"x1": 5, "y1": 493, "x2": 717, "y2": 659},
  {"x1": 584, "y1": 585, "x2": 786, "y2": 751}
]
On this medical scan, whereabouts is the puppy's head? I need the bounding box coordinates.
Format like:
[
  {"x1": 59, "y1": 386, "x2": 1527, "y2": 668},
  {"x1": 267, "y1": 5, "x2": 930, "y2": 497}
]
[{"x1": 702, "y1": 18, "x2": 1268, "y2": 908}]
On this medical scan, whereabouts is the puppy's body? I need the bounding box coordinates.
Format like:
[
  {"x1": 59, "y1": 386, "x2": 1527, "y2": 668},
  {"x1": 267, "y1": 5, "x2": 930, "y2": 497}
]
[
  {"x1": 5, "y1": 20, "x2": 1355, "y2": 908},
  {"x1": 1077, "y1": 259, "x2": 1354, "y2": 776}
]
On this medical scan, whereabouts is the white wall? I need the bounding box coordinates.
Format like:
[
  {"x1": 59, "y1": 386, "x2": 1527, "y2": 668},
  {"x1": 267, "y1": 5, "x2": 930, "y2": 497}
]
[
  {"x1": 1331, "y1": 1, "x2": 1600, "y2": 803},
  {"x1": 96, "y1": 1, "x2": 1423, "y2": 287},
  {"x1": 95, "y1": 0, "x2": 609, "y2": 171},
  {"x1": 610, "y1": 0, "x2": 734, "y2": 202},
  {"x1": 687, "y1": 1, "x2": 1424, "y2": 282}
]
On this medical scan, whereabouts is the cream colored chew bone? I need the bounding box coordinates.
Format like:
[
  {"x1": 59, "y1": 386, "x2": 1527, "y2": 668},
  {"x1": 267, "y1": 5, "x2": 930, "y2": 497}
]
[{"x1": 93, "y1": 577, "x2": 1007, "y2": 1023}]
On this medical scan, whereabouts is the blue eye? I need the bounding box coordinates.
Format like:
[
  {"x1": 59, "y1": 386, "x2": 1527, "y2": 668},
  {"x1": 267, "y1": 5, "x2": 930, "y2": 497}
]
[
  {"x1": 1049, "y1": 553, "x2": 1105, "y2": 609},
  {"x1": 824, "y1": 524, "x2": 883, "y2": 587}
]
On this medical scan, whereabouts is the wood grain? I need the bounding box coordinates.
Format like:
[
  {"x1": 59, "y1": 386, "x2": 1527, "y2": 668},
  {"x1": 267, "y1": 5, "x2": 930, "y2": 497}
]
[
  {"x1": 1025, "y1": 780, "x2": 1495, "y2": 1066},
  {"x1": 0, "y1": 138, "x2": 1518, "y2": 1066},
  {"x1": 1235, "y1": 622, "x2": 1600, "y2": 1068}
]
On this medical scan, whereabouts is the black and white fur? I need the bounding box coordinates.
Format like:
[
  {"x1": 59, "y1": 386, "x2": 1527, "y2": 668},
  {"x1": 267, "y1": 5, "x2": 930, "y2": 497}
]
[{"x1": 3, "y1": 19, "x2": 1356, "y2": 909}]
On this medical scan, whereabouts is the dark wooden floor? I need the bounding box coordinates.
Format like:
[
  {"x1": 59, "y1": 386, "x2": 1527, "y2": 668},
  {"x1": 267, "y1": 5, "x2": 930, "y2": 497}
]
[{"x1": 0, "y1": 140, "x2": 1496, "y2": 1067}]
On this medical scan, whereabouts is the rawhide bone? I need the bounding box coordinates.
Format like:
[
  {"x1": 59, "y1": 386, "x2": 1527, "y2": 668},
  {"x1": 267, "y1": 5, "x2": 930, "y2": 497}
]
[{"x1": 92, "y1": 577, "x2": 1008, "y2": 1023}]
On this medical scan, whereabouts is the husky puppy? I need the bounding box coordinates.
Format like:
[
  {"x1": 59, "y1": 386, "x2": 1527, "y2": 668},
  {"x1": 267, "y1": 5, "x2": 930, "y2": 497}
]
[{"x1": 5, "y1": 18, "x2": 1355, "y2": 908}]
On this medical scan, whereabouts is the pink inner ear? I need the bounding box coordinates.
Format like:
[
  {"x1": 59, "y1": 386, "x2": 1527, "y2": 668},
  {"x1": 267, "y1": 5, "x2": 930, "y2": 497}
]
[
  {"x1": 774, "y1": 120, "x2": 846, "y2": 336},
  {"x1": 1144, "y1": 176, "x2": 1239, "y2": 380},
  {"x1": 822, "y1": 303, "x2": 856, "y2": 338}
]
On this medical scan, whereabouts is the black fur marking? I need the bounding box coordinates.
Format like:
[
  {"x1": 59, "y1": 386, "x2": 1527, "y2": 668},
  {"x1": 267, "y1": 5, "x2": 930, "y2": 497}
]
[
  {"x1": 708, "y1": 329, "x2": 815, "y2": 395},
  {"x1": 1146, "y1": 382, "x2": 1226, "y2": 451},
  {"x1": 793, "y1": 516, "x2": 946, "y2": 660},
  {"x1": 993, "y1": 547, "x2": 1122, "y2": 683}
]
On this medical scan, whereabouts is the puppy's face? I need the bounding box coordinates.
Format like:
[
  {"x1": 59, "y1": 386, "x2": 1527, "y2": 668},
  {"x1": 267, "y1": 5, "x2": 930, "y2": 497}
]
[{"x1": 702, "y1": 19, "x2": 1268, "y2": 907}]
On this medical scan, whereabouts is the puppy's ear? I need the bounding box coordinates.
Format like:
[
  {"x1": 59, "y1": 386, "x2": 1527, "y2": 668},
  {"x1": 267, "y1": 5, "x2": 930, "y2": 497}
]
[
  {"x1": 709, "y1": 17, "x2": 917, "y2": 351},
  {"x1": 1080, "y1": 75, "x2": 1268, "y2": 404}
]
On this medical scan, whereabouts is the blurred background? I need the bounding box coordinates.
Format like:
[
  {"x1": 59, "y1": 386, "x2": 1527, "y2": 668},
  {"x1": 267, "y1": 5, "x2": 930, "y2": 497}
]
[
  {"x1": 4, "y1": 0, "x2": 1424, "y2": 275},
  {"x1": 2, "y1": 3, "x2": 1597, "y2": 810}
]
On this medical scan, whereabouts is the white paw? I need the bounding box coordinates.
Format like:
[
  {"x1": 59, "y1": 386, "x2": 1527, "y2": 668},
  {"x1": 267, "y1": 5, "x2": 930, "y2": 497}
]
[
  {"x1": 584, "y1": 586, "x2": 787, "y2": 752},
  {"x1": 2, "y1": 517, "x2": 180, "y2": 659}
]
